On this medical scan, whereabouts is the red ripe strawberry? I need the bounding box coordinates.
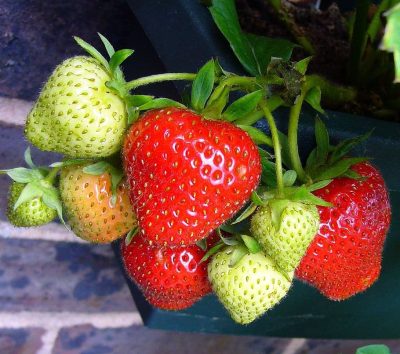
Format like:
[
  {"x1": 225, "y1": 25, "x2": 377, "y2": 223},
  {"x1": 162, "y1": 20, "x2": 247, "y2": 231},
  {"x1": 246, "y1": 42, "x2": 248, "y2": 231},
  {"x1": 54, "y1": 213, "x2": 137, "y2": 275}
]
[
  {"x1": 123, "y1": 107, "x2": 261, "y2": 247},
  {"x1": 296, "y1": 162, "x2": 391, "y2": 300},
  {"x1": 121, "y1": 232, "x2": 217, "y2": 310}
]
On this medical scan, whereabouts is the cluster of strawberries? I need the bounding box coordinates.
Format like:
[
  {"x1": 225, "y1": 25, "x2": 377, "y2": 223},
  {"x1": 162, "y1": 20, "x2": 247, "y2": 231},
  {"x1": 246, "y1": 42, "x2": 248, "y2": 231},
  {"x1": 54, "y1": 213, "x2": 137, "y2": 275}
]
[{"x1": 3, "y1": 36, "x2": 391, "y2": 325}]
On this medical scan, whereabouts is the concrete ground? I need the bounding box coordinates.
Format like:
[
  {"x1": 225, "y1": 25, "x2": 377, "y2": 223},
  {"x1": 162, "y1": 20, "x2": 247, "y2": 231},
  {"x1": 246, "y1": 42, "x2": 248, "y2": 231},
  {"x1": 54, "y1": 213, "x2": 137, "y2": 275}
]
[{"x1": 0, "y1": 0, "x2": 399, "y2": 353}]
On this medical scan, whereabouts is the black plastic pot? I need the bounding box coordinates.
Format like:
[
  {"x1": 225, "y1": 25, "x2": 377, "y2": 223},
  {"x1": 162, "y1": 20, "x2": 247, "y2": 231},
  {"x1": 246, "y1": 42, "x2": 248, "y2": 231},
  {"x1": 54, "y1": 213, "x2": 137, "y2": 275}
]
[{"x1": 115, "y1": 0, "x2": 400, "y2": 338}]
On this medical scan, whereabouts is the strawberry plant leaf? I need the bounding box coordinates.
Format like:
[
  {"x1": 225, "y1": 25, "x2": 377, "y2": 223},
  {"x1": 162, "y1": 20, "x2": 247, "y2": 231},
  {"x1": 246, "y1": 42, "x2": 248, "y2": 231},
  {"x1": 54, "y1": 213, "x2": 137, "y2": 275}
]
[
  {"x1": 196, "y1": 238, "x2": 208, "y2": 251},
  {"x1": 42, "y1": 187, "x2": 66, "y2": 225},
  {"x1": 314, "y1": 157, "x2": 368, "y2": 181},
  {"x1": 356, "y1": 344, "x2": 391, "y2": 354},
  {"x1": 289, "y1": 186, "x2": 332, "y2": 207},
  {"x1": 98, "y1": 33, "x2": 115, "y2": 58},
  {"x1": 305, "y1": 86, "x2": 324, "y2": 114},
  {"x1": 381, "y1": 3, "x2": 400, "y2": 82},
  {"x1": 209, "y1": 0, "x2": 295, "y2": 76},
  {"x1": 232, "y1": 202, "x2": 258, "y2": 224},
  {"x1": 191, "y1": 59, "x2": 215, "y2": 111},
  {"x1": 223, "y1": 90, "x2": 264, "y2": 122},
  {"x1": 125, "y1": 227, "x2": 139, "y2": 246},
  {"x1": 1, "y1": 168, "x2": 41, "y2": 184},
  {"x1": 229, "y1": 245, "x2": 248, "y2": 267},
  {"x1": 258, "y1": 147, "x2": 273, "y2": 160},
  {"x1": 24, "y1": 147, "x2": 36, "y2": 169},
  {"x1": 109, "y1": 49, "x2": 134, "y2": 75},
  {"x1": 200, "y1": 242, "x2": 224, "y2": 263},
  {"x1": 342, "y1": 169, "x2": 365, "y2": 180},
  {"x1": 139, "y1": 98, "x2": 185, "y2": 111},
  {"x1": 74, "y1": 36, "x2": 109, "y2": 71},
  {"x1": 261, "y1": 159, "x2": 277, "y2": 187},
  {"x1": 83, "y1": 161, "x2": 109, "y2": 175},
  {"x1": 283, "y1": 170, "x2": 297, "y2": 187},
  {"x1": 13, "y1": 182, "x2": 43, "y2": 210},
  {"x1": 329, "y1": 130, "x2": 372, "y2": 164},
  {"x1": 241, "y1": 235, "x2": 261, "y2": 254},
  {"x1": 50, "y1": 159, "x2": 90, "y2": 168},
  {"x1": 294, "y1": 56, "x2": 312, "y2": 75},
  {"x1": 307, "y1": 179, "x2": 332, "y2": 192},
  {"x1": 125, "y1": 94, "x2": 154, "y2": 107},
  {"x1": 237, "y1": 125, "x2": 273, "y2": 147},
  {"x1": 315, "y1": 116, "x2": 329, "y2": 163}
]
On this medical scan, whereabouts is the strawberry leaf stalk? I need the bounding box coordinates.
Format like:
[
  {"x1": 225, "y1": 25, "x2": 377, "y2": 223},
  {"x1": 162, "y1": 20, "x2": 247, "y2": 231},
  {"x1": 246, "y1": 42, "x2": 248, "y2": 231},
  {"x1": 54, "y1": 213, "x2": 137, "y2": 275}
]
[{"x1": 1, "y1": 147, "x2": 64, "y2": 227}]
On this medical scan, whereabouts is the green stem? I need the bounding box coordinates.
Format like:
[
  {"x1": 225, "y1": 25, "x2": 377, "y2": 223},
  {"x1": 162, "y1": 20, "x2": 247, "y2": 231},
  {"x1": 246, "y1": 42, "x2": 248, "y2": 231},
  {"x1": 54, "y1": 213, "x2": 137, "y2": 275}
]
[
  {"x1": 44, "y1": 167, "x2": 60, "y2": 184},
  {"x1": 125, "y1": 73, "x2": 197, "y2": 91},
  {"x1": 288, "y1": 90, "x2": 307, "y2": 183},
  {"x1": 259, "y1": 99, "x2": 284, "y2": 197}
]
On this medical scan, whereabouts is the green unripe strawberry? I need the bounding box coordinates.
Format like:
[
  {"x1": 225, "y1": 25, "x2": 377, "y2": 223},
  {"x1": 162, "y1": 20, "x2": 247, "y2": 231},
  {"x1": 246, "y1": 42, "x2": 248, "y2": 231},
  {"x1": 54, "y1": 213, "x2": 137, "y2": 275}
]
[
  {"x1": 251, "y1": 200, "x2": 319, "y2": 273},
  {"x1": 208, "y1": 246, "x2": 292, "y2": 324},
  {"x1": 7, "y1": 182, "x2": 57, "y2": 227},
  {"x1": 25, "y1": 56, "x2": 127, "y2": 158}
]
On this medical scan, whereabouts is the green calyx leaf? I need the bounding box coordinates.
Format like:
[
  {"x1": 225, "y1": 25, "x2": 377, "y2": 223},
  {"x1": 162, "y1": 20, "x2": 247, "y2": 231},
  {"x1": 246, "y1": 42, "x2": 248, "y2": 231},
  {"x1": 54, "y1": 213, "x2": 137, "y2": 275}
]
[
  {"x1": 209, "y1": 0, "x2": 295, "y2": 76},
  {"x1": 191, "y1": 59, "x2": 216, "y2": 111},
  {"x1": 13, "y1": 181, "x2": 43, "y2": 210},
  {"x1": 223, "y1": 90, "x2": 263, "y2": 122},
  {"x1": 229, "y1": 244, "x2": 248, "y2": 267},
  {"x1": 305, "y1": 86, "x2": 325, "y2": 114},
  {"x1": 237, "y1": 125, "x2": 273, "y2": 148},
  {"x1": 268, "y1": 199, "x2": 290, "y2": 230},
  {"x1": 109, "y1": 49, "x2": 134, "y2": 75},
  {"x1": 138, "y1": 98, "x2": 185, "y2": 111},
  {"x1": 381, "y1": 3, "x2": 400, "y2": 82},
  {"x1": 200, "y1": 242, "x2": 225, "y2": 263},
  {"x1": 231, "y1": 202, "x2": 258, "y2": 225},
  {"x1": 283, "y1": 170, "x2": 297, "y2": 187},
  {"x1": 286, "y1": 186, "x2": 332, "y2": 207},
  {"x1": 314, "y1": 116, "x2": 330, "y2": 164},
  {"x1": 294, "y1": 56, "x2": 312, "y2": 75},
  {"x1": 24, "y1": 147, "x2": 36, "y2": 169},
  {"x1": 83, "y1": 161, "x2": 124, "y2": 206},
  {"x1": 313, "y1": 157, "x2": 369, "y2": 182},
  {"x1": 74, "y1": 36, "x2": 110, "y2": 71},
  {"x1": 1, "y1": 168, "x2": 42, "y2": 184},
  {"x1": 307, "y1": 179, "x2": 333, "y2": 192},
  {"x1": 251, "y1": 191, "x2": 265, "y2": 206},
  {"x1": 240, "y1": 234, "x2": 262, "y2": 254},
  {"x1": 50, "y1": 159, "x2": 91, "y2": 168},
  {"x1": 98, "y1": 32, "x2": 115, "y2": 58},
  {"x1": 42, "y1": 186, "x2": 66, "y2": 226},
  {"x1": 125, "y1": 227, "x2": 139, "y2": 246},
  {"x1": 196, "y1": 238, "x2": 208, "y2": 251}
]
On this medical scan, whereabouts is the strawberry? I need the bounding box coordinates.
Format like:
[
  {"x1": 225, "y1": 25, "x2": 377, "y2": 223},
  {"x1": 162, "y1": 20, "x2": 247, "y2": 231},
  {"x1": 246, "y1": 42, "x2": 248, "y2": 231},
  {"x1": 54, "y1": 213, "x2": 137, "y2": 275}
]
[
  {"x1": 121, "y1": 232, "x2": 217, "y2": 310},
  {"x1": 123, "y1": 107, "x2": 261, "y2": 247},
  {"x1": 296, "y1": 162, "x2": 391, "y2": 300},
  {"x1": 208, "y1": 245, "x2": 292, "y2": 324},
  {"x1": 251, "y1": 200, "x2": 319, "y2": 272},
  {"x1": 7, "y1": 182, "x2": 57, "y2": 227},
  {"x1": 25, "y1": 55, "x2": 127, "y2": 158},
  {"x1": 59, "y1": 162, "x2": 136, "y2": 243}
]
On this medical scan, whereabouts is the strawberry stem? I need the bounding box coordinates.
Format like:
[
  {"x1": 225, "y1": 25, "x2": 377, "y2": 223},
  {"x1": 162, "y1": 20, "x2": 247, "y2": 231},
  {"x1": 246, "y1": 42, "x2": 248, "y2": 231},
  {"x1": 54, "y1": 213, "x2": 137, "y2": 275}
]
[
  {"x1": 125, "y1": 73, "x2": 197, "y2": 90},
  {"x1": 44, "y1": 167, "x2": 60, "y2": 185},
  {"x1": 259, "y1": 99, "x2": 284, "y2": 197},
  {"x1": 288, "y1": 89, "x2": 308, "y2": 183}
]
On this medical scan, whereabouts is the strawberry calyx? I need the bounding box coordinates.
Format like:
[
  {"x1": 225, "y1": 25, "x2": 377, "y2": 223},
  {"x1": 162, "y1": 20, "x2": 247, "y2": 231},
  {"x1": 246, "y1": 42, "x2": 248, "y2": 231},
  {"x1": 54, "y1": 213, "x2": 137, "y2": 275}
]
[{"x1": 1, "y1": 147, "x2": 65, "y2": 225}]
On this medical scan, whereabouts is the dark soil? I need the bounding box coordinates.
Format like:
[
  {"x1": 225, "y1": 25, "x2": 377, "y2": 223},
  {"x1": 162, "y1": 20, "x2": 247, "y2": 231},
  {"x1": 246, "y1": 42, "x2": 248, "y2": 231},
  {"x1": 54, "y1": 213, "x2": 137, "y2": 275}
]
[{"x1": 236, "y1": 0, "x2": 400, "y2": 122}]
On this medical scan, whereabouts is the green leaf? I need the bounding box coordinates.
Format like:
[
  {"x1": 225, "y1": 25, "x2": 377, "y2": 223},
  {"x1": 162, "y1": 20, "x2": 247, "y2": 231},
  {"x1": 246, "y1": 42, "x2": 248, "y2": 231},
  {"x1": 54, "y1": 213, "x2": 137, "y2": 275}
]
[
  {"x1": 13, "y1": 182, "x2": 43, "y2": 210},
  {"x1": 342, "y1": 169, "x2": 365, "y2": 180},
  {"x1": 329, "y1": 130, "x2": 372, "y2": 164},
  {"x1": 109, "y1": 166, "x2": 124, "y2": 206},
  {"x1": 307, "y1": 179, "x2": 332, "y2": 192},
  {"x1": 42, "y1": 187, "x2": 65, "y2": 225},
  {"x1": 241, "y1": 235, "x2": 261, "y2": 254},
  {"x1": 74, "y1": 36, "x2": 109, "y2": 71},
  {"x1": 83, "y1": 161, "x2": 109, "y2": 175},
  {"x1": 289, "y1": 186, "x2": 332, "y2": 207},
  {"x1": 314, "y1": 157, "x2": 368, "y2": 181},
  {"x1": 229, "y1": 245, "x2": 248, "y2": 267},
  {"x1": 251, "y1": 191, "x2": 265, "y2": 206},
  {"x1": 314, "y1": 116, "x2": 329, "y2": 163},
  {"x1": 139, "y1": 98, "x2": 185, "y2": 111},
  {"x1": 258, "y1": 147, "x2": 273, "y2": 160},
  {"x1": 356, "y1": 344, "x2": 391, "y2": 354},
  {"x1": 381, "y1": 3, "x2": 400, "y2": 82},
  {"x1": 209, "y1": 0, "x2": 294, "y2": 76},
  {"x1": 305, "y1": 86, "x2": 325, "y2": 114},
  {"x1": 191, "y1": 59, "x2": 215, "y2": 111},
  {"x1": 232, "y1": 203, "x2": 258, "y2": 224},
  {"x1": 109, "y1": 49, "x2": 134, "y2": 74},
  {"x1": 50, "y1": 159, "x2": 89, "y2": 168},
  {"x1": 268, "y1": 199, "x2": 290, "y2": 230},
  {"x1": 294, "y1": 56, "x2": 312, "y2": 75},
  {"x1": 196, "y1": 238, "x2": 208, "y2": 251},
  {"x1": 1, "y1": 168, "x2": 41, "y2": 184},
  {"x1": 223, "y1": 90, "x2": 263, "y2": 122},
  {"x1": 125, "y1": 94, "x2": 154, "y2": 107},
  {"x1": 261, "y1": 159, "x2": 277, "y2": 187},
  {"x1": 98, "y1": 33, "x2": 115, "y2": 58},
  {"x1": 200, "y1": 242, "x2": 224, "y2": 263},
  {"x1": 283, "y1": 170, "x2": 297, "y2": 187},
  {"x1": 237, "y1": 125, "x2": 273, "y2": 147},
  {"x1": 125, "y1": 227, "x2": 139, "y2": 246},
  {"x1": 24, "y1": 147, "x2": 36, "y2": 169}
]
